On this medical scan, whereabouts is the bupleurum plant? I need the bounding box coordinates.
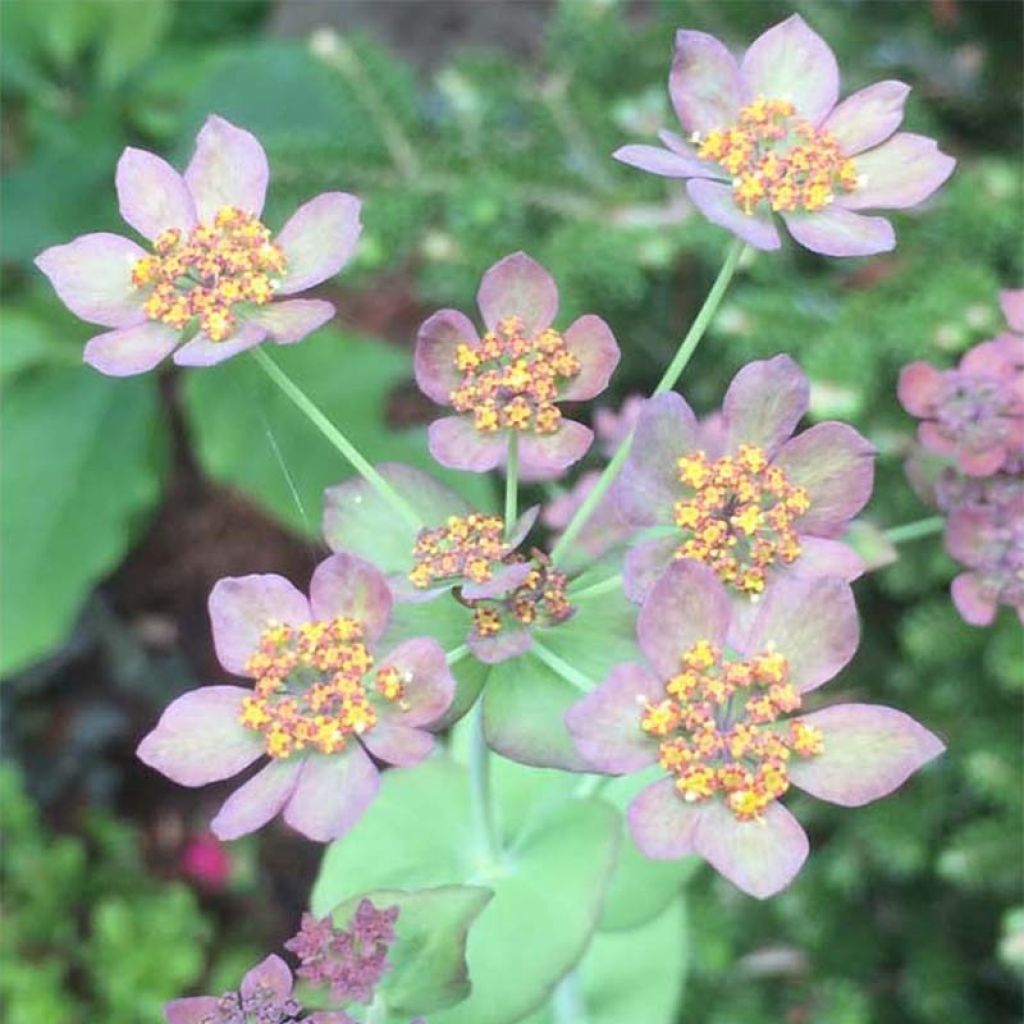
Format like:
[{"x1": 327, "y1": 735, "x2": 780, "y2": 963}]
[{"x1": 36, "y1": 11, "x2": 1008, "y2": 1024}]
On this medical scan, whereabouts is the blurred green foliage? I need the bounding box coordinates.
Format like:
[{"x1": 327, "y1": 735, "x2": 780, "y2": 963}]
[
  {"x1": 0, "y1": 763, "x2": 210, "y2": 1022},
  {"x1": 1, "y1": 0, "x2": 1021, "y2": 1021}
]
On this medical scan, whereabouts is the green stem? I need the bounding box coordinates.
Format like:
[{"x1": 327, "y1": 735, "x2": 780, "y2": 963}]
[
  {"x1": 505, "y1": 433, "x2": 519, "y2": 539},
  {"x1": 532, "y1": 639, "x2": 595, "y2": 692},
  {"x1": 568, "y1": 572, "x2": 623, "y2": 601},
  {"x1": 551, "y1": 968, "x2": 588, "y2": 1024},
  {"x1": 251, "y1": 347, "x2": 423, "y2": 532},
  {"x1": 364, "y1": 994, "x2": 388, "y2": 1024},
  {"x1": 446, "y1": 644, "x2": 470, "y2": 666},
  {"x1": 573, "y1": 773, "x2": 612, "y2": 799},
  {"x1": 550, "y1": 239, "x2": 745, "y2": 564},
  {"x1": 885, "y1": 515, "x2": 945, "y2": 544},
  {"x1": 468, "y1": 696, "x2": 501, "y2": 863}
]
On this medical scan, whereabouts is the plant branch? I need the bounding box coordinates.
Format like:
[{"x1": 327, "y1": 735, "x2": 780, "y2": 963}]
[{"x1": 885, "y1": 515, "x2": 945, "y2": 544}]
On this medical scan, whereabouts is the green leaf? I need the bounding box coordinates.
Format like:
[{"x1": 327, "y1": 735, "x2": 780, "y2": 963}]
[
  {"x1": 521, "y1": 900, "x2": 688, "y2": 1024},
  {"x1": 327, "y1": 886, "x2": 493, "y2": 1016},
  {"x1": 598, "y1": 770, "x2": 699, "y2": 932},
  {"x1": 0, "y1": 307, "x2": 81, "y2": 381},
  {"x1": 0, "y1": 367, "x2": 164, "y2": 675},
  {"x1": 180, "y1": 329, "x2": 492, "y2": 537},
  {"x1": 312, "y1": 757, "x2": 621, "y2": 1024}
]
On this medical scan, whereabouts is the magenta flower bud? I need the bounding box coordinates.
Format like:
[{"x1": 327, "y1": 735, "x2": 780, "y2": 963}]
[
  {"x1": 615, "y1": 15, "x2": 955, "y2": 257},
  {"x1": 36, "y1": 115, "x2": 361, "y2": 375}
]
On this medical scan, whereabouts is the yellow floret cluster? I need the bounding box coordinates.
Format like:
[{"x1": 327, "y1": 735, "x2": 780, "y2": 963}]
[
  {"x1": 695, "y1": 97, "x2": 859, "y2": 215},
  {"x1": 471, "y1": 553, "x2": 574, "y2": 639},
  {"x1": 449, "y1": 315, "x2": 581, "y2": 435},
  {"x1": 131, "y1": 206, "x2": 287, "y2": 342},
  {"x1": 640, "y1": 640, "x2": 824, "y2": 822},
  {"x1": 672, "y1": 443, "x2": 811, "y2": 595},
  {"x1": 409, "y1": 514, "x2": 508, "y2": 589},
  {"x1": 238, "y1": 617, "x2": 405, "y2": 759}
]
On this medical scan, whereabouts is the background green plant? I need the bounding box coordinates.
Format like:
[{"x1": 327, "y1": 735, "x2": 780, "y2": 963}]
[{"x1": 1, "y1": 1, "x2": 1021, "y2": 1022}]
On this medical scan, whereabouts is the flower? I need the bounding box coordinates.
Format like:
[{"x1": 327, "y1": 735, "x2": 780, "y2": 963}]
[
  {"x1": 614, "y1": 15, "x2": 955, "y2": 256},
  {"x1": 164, "y1": 954, "x2": 351, "y2": 1023},
  {"x1": 414, "y1": 251, "x2": 620, "y2": 478},
  {"x1": 285, "y1": 900, "x2": 398, "y2": 1005},
  {"x1": 618, "y1": 355, "x2": 874, "y2": 602},
  {"x1": 36, "y1": 115, "x2": 361, "y2": 376},
  {"x1": 181, "y1": 833, "x2": 232, "y2": 890},
  {"x1": 946, "y1": 493, "x2": 1024, "y2": 627},
  {"x1": 137, "y1": 554, "x2": 455, "y2": 843},
  {"x1": 899, "y1": 321, "x2": 1024, "y2": 480},
  {"x1": 565, "y1": 561, "x2": 944, "y2": 898}
]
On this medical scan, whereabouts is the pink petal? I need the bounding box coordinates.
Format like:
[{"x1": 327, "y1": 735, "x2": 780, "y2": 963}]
[
  {"x1": 695, "y1": 799, "x2": 809, "y2": 898},
  {"x1": 172, "y1": 323, "x2": 268, "y2": 367},
  {"x1": 1000, "y1": 289, "x2": 1024, "y2": 333},
  {"x1": 208, "y1": 574, "x2": 311, "y2": 676},
  {"x1": 241, "y1": 955, "x2": 293, "y2": 1000},
  {"x1": 897, "y1": 361, "x2": 944, "y2": 417},
  {"x1": 565, "y1": 662, "x2": 662, "y2": 773},
  {"x1": 476, "y1": 251, "x2": 558, "y2": 335},
  {"x1": 414, "y1": 309, "x2": 478, "y2": 405},
  {"x1": 722, "y1": 354, "x2": 810, "y2": 457},
  {"x1": 791, "y1": 536, "x2": 865, "y2": 582},
  {"x1": 627, "y1": 778, "x2": 702, "y2": 859},
  {"x1": 623, "y1": 535, "x2": 680, "y2": 604},
  {"x1": 247, "y1": 299, "x2": 334, "y2": 344},
  {"x1": 275, "y1": 192, "x2": 362, "y2": 295},
  {"x1": 957, "y1": 445, "x2": 1009, "y2": 478},
  {"x1": 115, "y1": 147, "x2": 196, "y2": 241},
  {"x1": 428, "y1": 416, "x2": 507, "y2": 473},
  {"x1": 136, "y1": 686, "x2": 261, "y2": 786},
  {"x1": 560, "y1": 315, "x2": 621, "y2": 401},
  {"x1": 670, "y1": 29, "x2": 742, "y2": 134},
  {"x1": 373, "y1": 637, "x2": 455, "y2": 727},
  {"x1": 462, "y1": 562, "x2": 534, "y2": 601},
  {"x1": 308, "y1": 553, "x2": 393, "y2": 643},
  {"x1": 686, "y1": 179, "x2": 781, "y2": 251},
  {"x1": 283, "y1": 745, "x2": 380, "y2": 842},
  {"x1": 739, "y1": 14, "x2": 839, "y2": 125},
  {"x1": 950, "y1": 572, "x2": 998, "y2": 627},
  {"x1": 468, "y1": 626, "x2": 533, "y2": 665},
  {"x1": 788, "y1": 703, "x2": 944, "y2": 806},
  {"x1": 613, "y1": 144, "x2": 715, "y2": 179},
  {"x1": 839, "y1": 133, "x2": 956, "y2": 211},
  {"x1": 918, "y1": 420, "x2": 956, "y2": 457},
  {"x1": 618, "y1": 391, "x2": 700, "y2": 527},
  {"x1": 165, "y1": 998, "x2": 220, "y2": 1024},
  {"x1": 637, "y1": 560, "x2": 731, "y2": 678},
  {"x1": 210, "y1": 759, "x2": 302, "y2": 840},
  {"x1": 945, "y1": 505, "x2": 991, "y2": 568},
  {"x1": 184, "y1": 115, "x2": 269, "y2": 221},
  {"x1": 84, "y1": 321, "x2": 180, "y2": 377},
  {"x1": 782, "y1": 207, "x2": 895, "y2": 258},
  {"x1": 518, "y1": 421, "x2": 594, "y2": 479},
  {"x1": 360, "y1": 724, "x2": 434, "y2": 767},
  {"x1": 773, "y1": 422, "x2": 876, "y2": 534},
  {"x1": 822, "y1": 80, "x2": 910, "y2": 155},
  {"x1": 35, "y1": 233, "x2": 148, "y2": 328},
  {"x1": 743, "y1": 576, "x2": 859, "y2": 693}
]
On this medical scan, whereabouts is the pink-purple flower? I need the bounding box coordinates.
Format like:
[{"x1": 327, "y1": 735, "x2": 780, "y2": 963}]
[
  {"x1": 164, "y1": 954, "x2": 350, "y2": 1024},
  {"x1": 414, "y1": 252, "x2": 620, "y2": 478},
  {"x1": 618, "y1": 355, "x2": 874, "y2": 602},
  {"x1": 565, "y1": 560, "x2": 944, "y2": 898},
  {"x1": 137, "y1": 554, "x2": 454, "y2": 843},
  {"x1": 36, "y1": 115, "x2": 361, "y2": 376},
  {"x1": 899, "y1": 309, "x2": 1024, "y2": 478},
  {"x1": 615, "y1": 14, "x2": 956, "y2": 256}
]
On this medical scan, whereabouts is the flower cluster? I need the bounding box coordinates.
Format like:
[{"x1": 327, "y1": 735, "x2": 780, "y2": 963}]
[
  {"x1": 36, "y1": 115, "x2": 360, "y2": 374},
  {"x1": 619, "y1": 355, "x2": 873, "y2": 602},
  {"x1": 409, "y1": 513, "x2": 509, "y2": 589},
  {"x1": 415, "y1": 252, "x2": 620, "y2": 478},
  {"x1": 285, "y1": 900, "x2": 399, "y2": 1005},
  {"x1": 900, "y1": 290, "x2": 1024, "y2": 625},
  {"x1": 567, "y1": 561, "x2": 944, "y2": 898},
  {"x1": 137, "y1": 554, "x2": 455, "y2": 842},
  {"x1": 615, "y1": 14, "x2": 955, "y2": 256}
]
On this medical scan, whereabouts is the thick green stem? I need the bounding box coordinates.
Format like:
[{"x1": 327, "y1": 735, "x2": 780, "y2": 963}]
[
  {"x1": 446, "y1": 644, "x2": 470, "y2": 666},
  {"x1": 550, "y1": 239, "x2": 745, "y2": 564},
  {"x1": 468, "y1": 696, "x2": 501, "y2": 863},
  {"x1": 551, "y1": 969, "x2": 588, "y2": 1024},
  {"x1": 505, "y1": 433, "x2": 519, "y2": 539},
  {"x1": 251, "y1": 347, "x2": 422, "y2": 532},
  {"x1": 885, "y1": 515, "x2": 946, "y2": 544}
]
